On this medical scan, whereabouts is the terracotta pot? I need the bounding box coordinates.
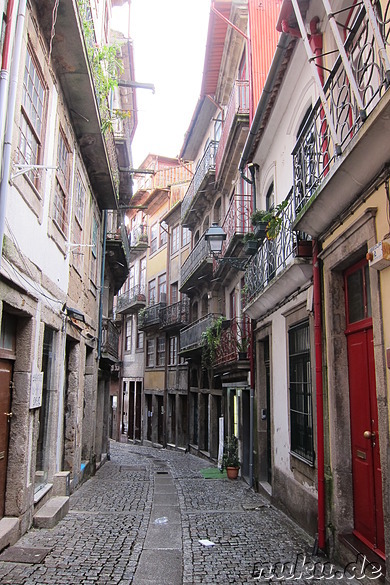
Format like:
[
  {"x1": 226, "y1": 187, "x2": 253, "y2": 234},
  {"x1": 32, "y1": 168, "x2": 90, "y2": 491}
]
[{"x1": 226, "y1": 466, "x2": 239, "y2": 480}]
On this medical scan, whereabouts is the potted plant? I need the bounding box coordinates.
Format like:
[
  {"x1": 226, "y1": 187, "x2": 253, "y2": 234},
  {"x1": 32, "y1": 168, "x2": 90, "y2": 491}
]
[
  {"x1": 295, "y1": 235, "x2": 312, "y2": 257},
  {"x1": 222, "y1": 435, "x2": 240, "y2": 479},
  {"x1": 243, "y1": 232, "x2": 259, "y2": 255},
  {"x1": 250, "y1": 209, "x2": 269, "y2": 241},
  {"x1": 201, "y1": 316, "x2": 225, "y2": 368},
  {"x1": 251, "y1": 200, "x2": 289, "y2": 241},
  {"x1": 237, "y1": 336, "x2": 249, "y2": 360}
]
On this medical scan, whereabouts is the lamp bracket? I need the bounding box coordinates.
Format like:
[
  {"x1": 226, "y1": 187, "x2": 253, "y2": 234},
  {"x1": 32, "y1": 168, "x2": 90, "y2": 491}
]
[{"x1": 213, "y1": 254, "x2": 249, "y2": 271}]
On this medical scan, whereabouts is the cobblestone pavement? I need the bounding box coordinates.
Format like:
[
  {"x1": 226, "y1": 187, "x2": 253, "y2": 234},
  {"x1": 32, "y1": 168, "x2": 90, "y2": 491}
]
[{"x1": 0, "y1": 442, "x2": 376, "y2": 584}]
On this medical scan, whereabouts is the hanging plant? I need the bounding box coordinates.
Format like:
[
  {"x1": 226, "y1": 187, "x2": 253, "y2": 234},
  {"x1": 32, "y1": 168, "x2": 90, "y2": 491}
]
[{"x1": 201, "y1": 316, "x2": 225, "y2": 368}]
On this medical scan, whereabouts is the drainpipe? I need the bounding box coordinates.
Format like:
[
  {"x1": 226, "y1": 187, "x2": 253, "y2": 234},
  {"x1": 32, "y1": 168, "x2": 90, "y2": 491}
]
[
  {"x1": 0, "y1": 0, "x2": 15, "y2": 142},
  {"x1": 0, "y1": 0, "x2": 27, "y2": 268},
  {"x1": 98, "y1": 210, "x2": 108, "y2": 359},
  {"x1": 308, "y1": 18, "x2": 326, "y2": 553},
  {"x1": 249, "y1": 320, "x2": 255, "y2": 488}
]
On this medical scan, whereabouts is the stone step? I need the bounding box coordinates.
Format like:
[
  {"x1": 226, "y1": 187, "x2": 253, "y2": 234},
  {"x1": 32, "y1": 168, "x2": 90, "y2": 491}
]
[
  {"x1": 0, "y1": 517, "x2": 19, "y2": 552},
  {"x1": 33, "y1": 496, "x2": 69, "y2": 529}
]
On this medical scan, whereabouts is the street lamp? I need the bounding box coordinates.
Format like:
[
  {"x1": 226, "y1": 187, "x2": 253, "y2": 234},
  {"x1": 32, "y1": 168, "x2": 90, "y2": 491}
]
[{"x1": 204, "y1": 223, "x2": 249, "y2": 271}]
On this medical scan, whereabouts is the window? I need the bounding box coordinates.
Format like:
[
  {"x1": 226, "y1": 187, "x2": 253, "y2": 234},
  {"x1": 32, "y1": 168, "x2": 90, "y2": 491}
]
[
  {"x1": 171, "y1": 225, "x2": 180, "y2": 254},
  {"x1": 160, "y1": 222, "x2": 168, "y2": 247},
  {"x1": 214, "y1": 112, "x2": 222, "y2": 142},
  {"x1": 182, "y1": 227, "x2": 191, "y2": 247},
  {"x1": 74, "y1": 173, "x2": 86, "y2": 226},
  {"x1": 136, "y1": 329, "x2": 144, "y2": 350},
  {"x1": 157, "y1": 336, "x2": 165, "y2": 366},
  {"x1": 18, "y1": 47, "x2": 46, "y2": 187},
  {"x1": 140, "y1": 257, "x2": 146, "y2": 288},
  {"x1": 170, "y1": 282, "x2": 178, "y2": 304},
  {"x1": 158, "y1": 273, "x2": 166, "y2": 303},
  {"x1": 128, "y1": 265, "x2": 135, "y2": 294},
  {"x1": 53, "y1": 129, "x2": 71, "y2": 233},
  {"x1": 169, "y1": 336, "x2": 178, "y2": 365},
  {"x1": 150, "y1": 223, "x2": 158, "y2": 253},
  {"x1": 146, "y1": 338, "x2": 155, "y2": 367},
  {"x1": 90, "y1": 215, "x2": 99, "y2": 286},
  {"x1": 125, "y1": 319, "x2": 132, "y2": 351},
  {"x1": 289, "y1": 321, "x2": 314, "y2": 464},
  {"x1": 148, "y1": 279, "x2": 156, "y2": 305}
]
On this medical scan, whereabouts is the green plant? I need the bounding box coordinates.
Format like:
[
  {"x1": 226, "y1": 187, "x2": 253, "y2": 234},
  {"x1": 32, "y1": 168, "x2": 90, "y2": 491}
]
[
  {"x1": 222, "y1": 435, "x2": 240, "y2": 469},
  {"x1": 251, "y1": 200, "x2": 289, "y2": 240},
  {"x1": 242, "y1": 231, "x2": 257, "y2": 243},
  {"x1": 201, "y1": 316, "x2": 225, "y2": 368},
  {"x1": 237, "y1": 336, "x2": 249, "y2": 353}
]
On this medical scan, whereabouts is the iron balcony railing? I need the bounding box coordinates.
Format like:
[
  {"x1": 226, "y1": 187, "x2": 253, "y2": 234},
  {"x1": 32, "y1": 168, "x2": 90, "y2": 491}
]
[
  {"x1": 181, "y1": 141, "x2": 218, "y2": 223},
  {"x1": 101, "y1": 318, "x2": 119, "y2": 360},
  {"x1": 220, "y1": 193, "x2": 252, "y2": 255},
  {"x1": 180, "y1": 233, "x2": 211, "y2": 287},
  {"x1": 105, "y1": 211, "x2": 131, "y2": 263},
  {"x1": 129, "y1": 224, "x2": 148, "y2": 249},
  {"x1": 180, "y1": 313, "x2": 222, "y2": 352},
  {"x1": 135, "y1": 165, "x2": 193, "y2": 192},
  {"x1": 293, "y1": 4, "x2": 390, "y2": 212},
  {"x1": 215, "y1": 80, "x2": 250, "y2": 179},
  {"x1": 160, "y1": 298, "x2": 190, "y2": 329},
  {"x1": 244, "y1": 194, "x2": 310, "y2": 304},
  {"x1": 139, "y1": 302, "x2": 166, "y2": 330},
  {"x1": 116, "y1": 285, "x2": 146, "y2": 314},
  {"x1": 214, "y1": 316, "x2": 252, "y2": 367}
]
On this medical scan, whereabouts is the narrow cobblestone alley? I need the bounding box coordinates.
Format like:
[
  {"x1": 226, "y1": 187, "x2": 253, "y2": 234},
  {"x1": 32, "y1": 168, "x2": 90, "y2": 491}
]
[{"x1": 0, "y1": 442, "x2": 379, "y2": 584}]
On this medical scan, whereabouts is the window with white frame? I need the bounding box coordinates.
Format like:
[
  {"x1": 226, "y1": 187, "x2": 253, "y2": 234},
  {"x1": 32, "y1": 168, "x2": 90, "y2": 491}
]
[
  {"x1": 171, "y1": 225, "x2": 180, "y2": 254},
  {"x1": 18, "y1": 46, "x2": 46, "y2": 188},
  {"x1": 169, "y1": 336, "x2": 178, "y2": 365},
  {"x1": 160, "y1": 221, "x2": 168, "y2": 247},
  {"x1": 158, "y1": 273, "x2": 166, "y2": 302},
  {"x1": 157, "y1": 336, "x2": 165, "y2": 366},
  {"x1": 146, "y1": 338, "x2": 155, "y2": 367},
  {"x1": 182, "y1": 226, "x2": 191, "y2": 247},
  {"x1": 150, "y1": 223, "x2": 158, "y2": 253},
  {"x1": 148, "y1": 279, "x2": 156, "y2": 305},
  {"x1": 53, "y1": 128, "x2": 71, "y2": 234},
  {"x1": 125, "y1": 318, "x2": 132, "y2": 352}
]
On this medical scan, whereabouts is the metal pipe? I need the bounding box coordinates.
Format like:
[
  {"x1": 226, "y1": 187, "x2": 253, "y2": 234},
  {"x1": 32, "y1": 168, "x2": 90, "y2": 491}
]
[
  {"x1": 97, "y1": 210, "x2": 108, "y2": 359},
  {"x1": 0, "y1": 0, "x2": 27, "y2": 268},
  {"x1": 0, "y1": 0, "x2": 16, "y2": 143}
]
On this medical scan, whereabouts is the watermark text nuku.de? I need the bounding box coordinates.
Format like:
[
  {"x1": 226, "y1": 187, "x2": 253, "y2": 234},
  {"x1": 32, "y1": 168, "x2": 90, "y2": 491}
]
[{"x1": 252, "y1": 552, "x2": 384, "y2": 581}]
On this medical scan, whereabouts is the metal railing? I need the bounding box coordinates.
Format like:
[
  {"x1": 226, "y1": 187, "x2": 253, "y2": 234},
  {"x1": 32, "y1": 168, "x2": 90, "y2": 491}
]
[
  {"x1": 180, "y1": 313, "x2": 222, "y2": 352},
  {"x1": 244, "y1": 194, "x2": 310, "y2": 303},
  {"x1": 129, "y1": 224, "x2": 148, "y2": 248},
  {"x1": 105, "y1": 211, "x2": 131, "y2": 262},
  {"x1": 116, "y1": 285, "x2": 146, "y2": 313},
  {"x1": 101, "y1": 318, "x2": 119, "y2": 359},
  {"x1": 181, "y1": 141, "x2": 218, "y2": 222},
  {"x1": 215, "y1": 316, "x2": 251, "y2": 367},
  {"x1": 135, "y1": 164, "x2": 193, "y2": 192},
  {"x1": 220, "y1": 193, "x2": 252, "y2": 255},
  {"x1": 293, "y1": 4, "x2": 390, "y2": 212},
  {"x1": 139, "y1": 302, "x2": 166, "y2": 329},
  {"x1": 160, "y1": 298, "x2": 190, "y2": 329},
  {"x1": 180, "y1": 233, "x2": 210, "y2": 286},
  {"x1": 215, "y1": 80, "x2": 250, "y2": 179}
]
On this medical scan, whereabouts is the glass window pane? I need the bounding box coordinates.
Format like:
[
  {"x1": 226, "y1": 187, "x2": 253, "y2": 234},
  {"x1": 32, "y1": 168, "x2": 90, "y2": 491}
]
[{"x1": 347, "y1": 269, "x2": 364, "y2": 323}]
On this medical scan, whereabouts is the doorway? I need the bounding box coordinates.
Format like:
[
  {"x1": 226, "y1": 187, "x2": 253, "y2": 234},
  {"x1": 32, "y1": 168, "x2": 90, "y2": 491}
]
[
  {"x1": 0, "y1": 361, "x2": 12, "y2": 518},
  {"x1": 344, "y1": 259, "x2": 384, "y2": 556}
]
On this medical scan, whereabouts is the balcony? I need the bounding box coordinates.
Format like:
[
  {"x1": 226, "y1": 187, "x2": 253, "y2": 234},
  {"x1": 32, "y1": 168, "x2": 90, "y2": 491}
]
[
  {"x1": 100, "y1": 318, "x2": 119, "y2": 362},
  {"x1": 181, "y1": 141, "x2": 218, "y2": 229},
  {"x1": 37, "y1": 0, "x2": 118, "y2": 208},
  {"x1": 292, "y1": 4, "x2": 390, "y2": 236},
  {"x1": 180, "y1": 234, "x2": 212, "y2": 293},
  {"x1": 116, "y1": 285, "x2": 146, "y2": 315},
  {"x1": 215, "y1": 80, "x2": 250, "y2": 191},
  {"x1": 244, "y1": 195, "x2": 312, "y2": 319},
  {"x1": 160, "y1": 299, "x2": 190, "y2": 330},
  {"x1": 135, "y1": 165, "x2": 193, "y2": 193},
  {"x1": 180, "y1": 313, "x2": 222, "y2": 354},
  {"x1": 214, "y1": 317, "x2": 252, "y2": 369},
  {"x1": 128, "y1": 225, "x2": 149, "y2": 254},
  {"x1": 138, "y1": 302, "x2": 166, "y2": 331},
  {"x1": 105, "y1": 211, "x2": 131, "y2": 294}
]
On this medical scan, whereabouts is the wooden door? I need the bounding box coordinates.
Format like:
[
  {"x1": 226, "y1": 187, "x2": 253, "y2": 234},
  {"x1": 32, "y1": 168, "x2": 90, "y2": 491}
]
[
  {"x1": 0, "y1": 361, "x2": 12, "y2": 518},
  {"x1": 345, "y1": 261, "x2": 385, "y2": 556}
]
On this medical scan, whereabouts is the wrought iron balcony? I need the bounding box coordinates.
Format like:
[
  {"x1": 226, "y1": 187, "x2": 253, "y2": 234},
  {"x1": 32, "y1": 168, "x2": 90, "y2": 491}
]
[
  {"x1": 181, "y1": 141, "x2": 218, "y2": 228},
  {"x1": 180, "y1": 233, "x2": 212, "y2": 292},
  {"x1": 116, "y1": 285, "x2": 146, "y2": 314},
  {"x1": 138, "y1": 302, "x2": 166, "y2": 330},
  {"x1": 160, "y1": 299, "x2": 190, "y2": 330},
  {"x1": 101, "y1": 318, "x2": 119, "y2": 361},
  {"x1": 105, "y1": 211, "x2": 131, "y2": 293},
  {"x1": 180, "y1": 313, "x2": 222, "y2": 353},
  {"x1": 135, "y1": 165, "x2": 193, "y2": 192},
  {"x1": 128, "y1": 225, "x2": 149, "y2": 252},
  {"x1": 221, "y1": 193, "x2": 252, "y2": 255},
  {"x1": 215, "y1": 80, "x2": 250, "y2": 187},
  {"x1": 244, "y1": 195, "x2": 312, "y2": 319},
  {"x1": 214, "y1": 317, "x2": 252, "y2": 367},
  {"x1": 292, "y1": 2, "x2": 390, "y2": 236}
]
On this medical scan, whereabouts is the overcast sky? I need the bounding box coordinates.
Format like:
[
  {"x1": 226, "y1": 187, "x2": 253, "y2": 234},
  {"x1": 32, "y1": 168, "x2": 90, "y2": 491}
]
[{"x1": 113, "y1": 0, "x2": 210, "y2": 168}]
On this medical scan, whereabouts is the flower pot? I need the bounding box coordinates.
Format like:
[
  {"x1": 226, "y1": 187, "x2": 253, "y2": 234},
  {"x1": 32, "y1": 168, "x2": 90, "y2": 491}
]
[
  {"x1": 238, "y1": 351, "x2": 248, "y2": 360},
  {"x1": 243, "y1": 240, "x2": 259, "y2": 255},
  {"x1": 254, "y1": 222, "x2": 268, "y2": 241},
  {"x1": 226, "y1": 466, "x2": 239, "y2": 480},
  {"x1": 295, "y1": 240, "x2": 312, "y2": 257}
]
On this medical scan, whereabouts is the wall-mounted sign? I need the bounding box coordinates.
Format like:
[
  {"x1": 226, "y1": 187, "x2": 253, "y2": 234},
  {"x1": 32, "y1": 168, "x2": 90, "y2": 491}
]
[{"x1": 30, "y1": 372, "x2": 44, "y2": 409}]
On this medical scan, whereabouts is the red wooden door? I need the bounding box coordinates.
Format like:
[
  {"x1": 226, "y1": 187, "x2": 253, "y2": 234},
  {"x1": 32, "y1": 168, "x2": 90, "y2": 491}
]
[
  {"x1": 345, "y1": 260, "x2": 385, "y2": 556},
  {"x1": 0, "y1": 361, "x2": 12, "y2": 518}
]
